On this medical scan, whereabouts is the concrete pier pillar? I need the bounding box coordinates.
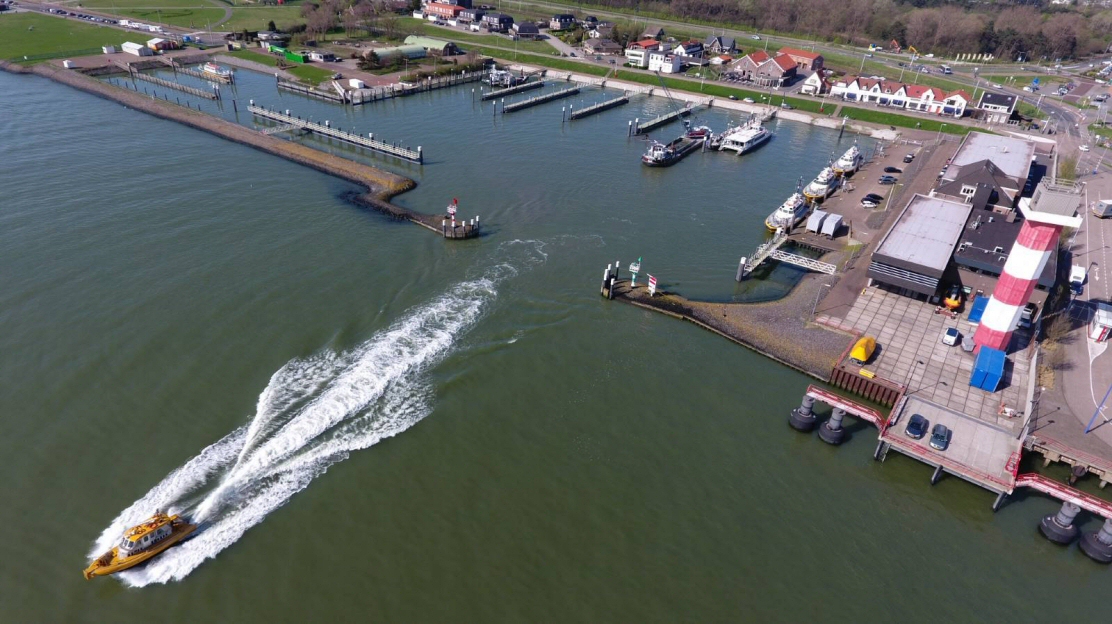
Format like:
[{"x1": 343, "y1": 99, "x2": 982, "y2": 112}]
[
  {"x1": 789, "y1": 395, "x2": 818, "y2": 432},
  {"x1": 1068, "y1": 464, "x2": 1087, "y2": 486},
  {"x1": 1039, "y1": 501, "x2": 1081, "y2": 544},
  {"x1": 601, "y1": 266, "x2": 610, "y2": 296},
  {"x1": 1080, "y1": 518, "x2": 1112, "y2": 563},
  {"x1": 736, "y1": 256, "x2": 747, "y2": 282},
  {"x1": 819, "y1": 407, "x2": 847, "y2": 444}
]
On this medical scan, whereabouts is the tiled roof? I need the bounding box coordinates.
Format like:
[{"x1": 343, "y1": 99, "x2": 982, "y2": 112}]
[
  {"x1": 779, "y1": 47, "x2": 821, "y2": 61},
  {"x1": 769, "y1": 54, "x2": 796, "y2": 72},
  {"x1": 746, "y1": 50, "x2": 771, "y2": 64}
]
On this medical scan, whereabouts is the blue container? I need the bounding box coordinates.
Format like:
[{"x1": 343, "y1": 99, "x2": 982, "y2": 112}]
[
  {"x1": 968, "y1": 295, "x2": 989, "y2": 324},
  {"x1": 971, "y1": 346, "x2": 1006, "y2": 392}
]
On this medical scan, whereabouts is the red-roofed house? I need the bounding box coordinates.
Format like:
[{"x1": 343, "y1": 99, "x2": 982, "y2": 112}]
[
  {"x1": 731, "y1": 50, "x2": 796, "y2": 87},
  {"x1": 425, "y1": 2, "x2": 465, "y2": 19},
  {"x1": 830, "y1": 76, "x2": 969, "y2": 117},
  {"x1": 624, "y1": 39, "x2": 662, "y2": 68},
  {"x1": 778, "y1": 47, "x2": 823, "y2": 73}
]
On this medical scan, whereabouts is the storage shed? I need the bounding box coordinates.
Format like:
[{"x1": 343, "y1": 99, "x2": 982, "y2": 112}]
[
  {"x1": 805, "y1": 210, "x2": 828, "y2": 233},
  {"x1": 122, "y1": 41, "x2": 154, "y2": 57},
  {"x1": 970, "y1": 346, "x2": 1006, "y2": 392},
  {"x1": 403, "y1": 36, "x2": 459, "y2": 55},
  {"x1": 368, "y1": 45, "x2": 427, "y2": 63},
  {"x1": 821, "y1": 213, "x2": 843, "y2": 238},
  {"x1": 1090, "y1": 302, "x2": 1112, "y2": 343}
]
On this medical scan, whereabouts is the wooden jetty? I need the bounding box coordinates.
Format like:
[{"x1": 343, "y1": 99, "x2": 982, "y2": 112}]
[
  {"x1": 503, "y1": 86, "x2": 579, "y2": 113},
  {"x1": 482, "y1": 80, "x2": 543, "y2": 101},
  {"x1": 633, "y1": 103, "x2": 693, "y2": 135},
  {"x1": 248, "y1": 105, "x2": 422, "y2": 163},
  {"x1": 277, "y1": 78, "x2": 345, "y2": 103},
  {"x1": 130, "y1": 69, "x2": 218, "y2": 100},
  {"x1": 569, "y1": 95, "x2": 629, "y2": 120}
]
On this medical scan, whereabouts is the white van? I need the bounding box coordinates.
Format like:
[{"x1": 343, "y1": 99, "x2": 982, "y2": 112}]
[
  {"x1": 1071, "y1": 264, "x2": 1087, "y2": 294},
  {"x1": 940, "y1": 65, "x2": 952, "y2": 74}
]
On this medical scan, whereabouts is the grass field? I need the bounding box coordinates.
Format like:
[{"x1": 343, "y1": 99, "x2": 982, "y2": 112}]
[
  {"x1": 102, "y1": 8, "x2": 227, "y2": 29},
  {"x1": 227, "y1": 48, "x2": 333, "y2": 85},
  {"x1": 839, "y1": 107, "x2": 969, "y2": 134},
  {"x1": 227, "y1": 48, "x2": 279, "y2": 66},
  {"x1": 77, "y1": 0, "x2": 214, "y2": 8},
  {"x1": 220, "y1": 7, "x2": 304, "y2": 32},
  {"x1": 287, "y1": 63, "x2": 334, "y2": 85},
  {"x1": 0, "y1": 13, "x2": 133, "y2": 61},
  {"x1": 396, "y1": 18, "x2": 555, "y2": 55}
]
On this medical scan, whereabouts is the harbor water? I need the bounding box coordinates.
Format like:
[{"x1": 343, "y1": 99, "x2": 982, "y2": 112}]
[{"x1": 0, "y1": 68, "x2": 1105, "y2": 622}]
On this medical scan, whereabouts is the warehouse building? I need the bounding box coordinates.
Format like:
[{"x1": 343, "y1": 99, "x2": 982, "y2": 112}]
[{"x1": 867, "y1": 194, "x2": 974, "y2": 298}]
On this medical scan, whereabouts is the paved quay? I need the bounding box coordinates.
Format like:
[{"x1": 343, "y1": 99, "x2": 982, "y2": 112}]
[{"x1": 611, "y1": 272, "x2": 854, "y2": 381}]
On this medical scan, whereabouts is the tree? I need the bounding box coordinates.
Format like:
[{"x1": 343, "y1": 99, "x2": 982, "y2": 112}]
[{"x1": 1058, "y1": 155, "x2": 1077, "y2": 181}]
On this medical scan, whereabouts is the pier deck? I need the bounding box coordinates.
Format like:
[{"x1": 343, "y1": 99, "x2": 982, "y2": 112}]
[
  {"x1": 482, "y1": 80, "x2": 543, "y2": 100},
  {"x1": 503, "y1": 86, "x2": 580, "y2": 113},
  {"x1": 879, "y1": 394, "x2": 1021, "y2": 494},
  {"x1": 634, "y1": 104, "x2": 694, "y2": 135},
  {"x1": 249, "y1": 105, "x2": 422, "y2": 163},
  {"x1": 569, "y1": 95, "x2": 629, "y2": 120}
]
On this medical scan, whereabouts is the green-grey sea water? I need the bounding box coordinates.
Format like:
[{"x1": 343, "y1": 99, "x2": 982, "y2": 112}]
[{"x1": 0, "y1": 68, "x2": 1105, "y2": 623}]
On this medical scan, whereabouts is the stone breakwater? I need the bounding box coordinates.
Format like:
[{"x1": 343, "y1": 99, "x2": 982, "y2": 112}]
[
  {"x1": 0, "y1": 61, "x2": 462, "y2": 237},
  {"x1": 612, "y1": 273, "x2": 854, "y2": 381}
]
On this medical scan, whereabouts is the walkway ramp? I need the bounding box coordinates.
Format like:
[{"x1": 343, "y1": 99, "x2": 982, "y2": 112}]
[{"x1": 1015, "y1": 473, "x2": 1112, "y2": 519}]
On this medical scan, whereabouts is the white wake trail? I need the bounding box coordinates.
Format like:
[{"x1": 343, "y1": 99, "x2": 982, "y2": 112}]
[{"x1": 91, "y1": 270, "x2": 507, "y2": 587}]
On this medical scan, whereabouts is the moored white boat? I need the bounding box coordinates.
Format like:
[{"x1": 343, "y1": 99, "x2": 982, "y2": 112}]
[
  {"x1": 202, "y1": 62, "x2": 233, "y2": 78},
  {"x1": 832, "y1": 143, "x2": 864, "y2": 175},
  {"x1": 718, "y1": 123, "x2": 772, "y2": 155},
  {"x1": 764, "y1": 190, "x2": 808, "y2": 231},
  {"x1": 803, "y1": 166, "x2": 838, "y2": 200}
]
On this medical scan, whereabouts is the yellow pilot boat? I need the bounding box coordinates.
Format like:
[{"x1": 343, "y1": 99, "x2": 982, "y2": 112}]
[{"x1": 83, "y1": 511, "x2": 196, "y2": 580}]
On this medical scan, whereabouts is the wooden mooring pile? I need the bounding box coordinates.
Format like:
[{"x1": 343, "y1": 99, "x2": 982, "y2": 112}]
[{"x1": 248, "y1": 104, "x2": 422, "y2": 163}]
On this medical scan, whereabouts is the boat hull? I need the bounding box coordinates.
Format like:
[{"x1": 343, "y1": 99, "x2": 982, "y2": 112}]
[
  {"x1": 765, "y1": 206, "x2": 808, "y2": 231},
  {"x1": 641, "y1": 137, "x2": 702, "y2": 167},
  {"x1": 83, "y1": 522, "x2": 197, "y2": 579},
  {"x1": 720, "y1": 130, "x2": 771, "y2": 155}
]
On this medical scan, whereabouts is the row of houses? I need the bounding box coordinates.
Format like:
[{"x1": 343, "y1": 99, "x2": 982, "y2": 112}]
[
  {"x1": 826, "y1": 75, "x2": 974, "y2": 118},
  {"x1": 623, "y1": 37, "x2": 753, "y2": 72}
]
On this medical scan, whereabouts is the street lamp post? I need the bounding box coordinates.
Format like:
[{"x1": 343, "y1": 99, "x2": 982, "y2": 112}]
[
  {"x1": 812, "y1": 282, "x2": 833, "y2": 318},
  {"x1": 860, "y1": 53, "x2": 866, "y2": 72},
  {"x1": 936, "y1": 123, "x2": 947, "y2": 142}
]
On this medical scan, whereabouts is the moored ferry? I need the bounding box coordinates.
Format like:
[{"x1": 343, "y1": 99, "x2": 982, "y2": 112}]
[
  {"x1": 832, "y1": 143, "x2": 864, "y2": 175},
  {"x1": 803, "y1": 166, "x2": 838, "y2": 201},
  {"x1": 83, "y1": 511, "x2": 197, "y2": 580},
  {"x1": 765, "y1": 187, "x2": 808, "y2": 231},
  {"x1": 718, "y1": 123, "x2": 771, "y2": 155},
  {"x1": 202, "y1": 62, "x2": 234, "y2": 79}
]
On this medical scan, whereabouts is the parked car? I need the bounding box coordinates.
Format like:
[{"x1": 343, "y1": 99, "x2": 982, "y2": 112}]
[
  {"x1": 1095, "y1": 94, "x2": 1109, "y2": 102},
  {"x1": 742, "y1": 97, "x2": 755, "y2": 103},
  {"x1": 883, "y1": 166, "x2": 902, "y2": 173},
  {"x1": 863, "y1": 193, "x2": 884, "y2": 202},
  {"x1": 878, "y1": 175, "x2": 898, "y2": 184},
  {"x1": 1018, "y1": 302, "x2": 1037, "y2": 329},
  {"x1": 780, "y1": 102, "x2": 793, "y2": 110},
  {"x1": 1022, "y1": 86, "x2": 1033, "y2": 92},
  {"x1": 728, "y1": 94, "x2": 738, "y2": 100},
  {"x1": 905, "y1": 414, "x2": 929, "y2": 440},
  {"x1": 929, "y1": 424, "x2": 950, "y2": 451},
  {"x1": 903, "y1": 153, "x2": 915, "y2": 163},
  {"x1": 751, "y1": 35, "x2": 761, "y2": 40},
  {"x1": 942, "y1": 327, "x2": 960, "y2": 346},
  {"x1": 1080, "y1": 145, "x2": 1091, "y2": 152},
  {"x1": 861, "y1": 200, "x2": 879, "y2": 208}
]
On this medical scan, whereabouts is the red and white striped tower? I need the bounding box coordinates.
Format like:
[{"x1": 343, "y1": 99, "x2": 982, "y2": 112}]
[{"x1": 973, "y1": 182, "x2": 1082, "y2": 352}]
